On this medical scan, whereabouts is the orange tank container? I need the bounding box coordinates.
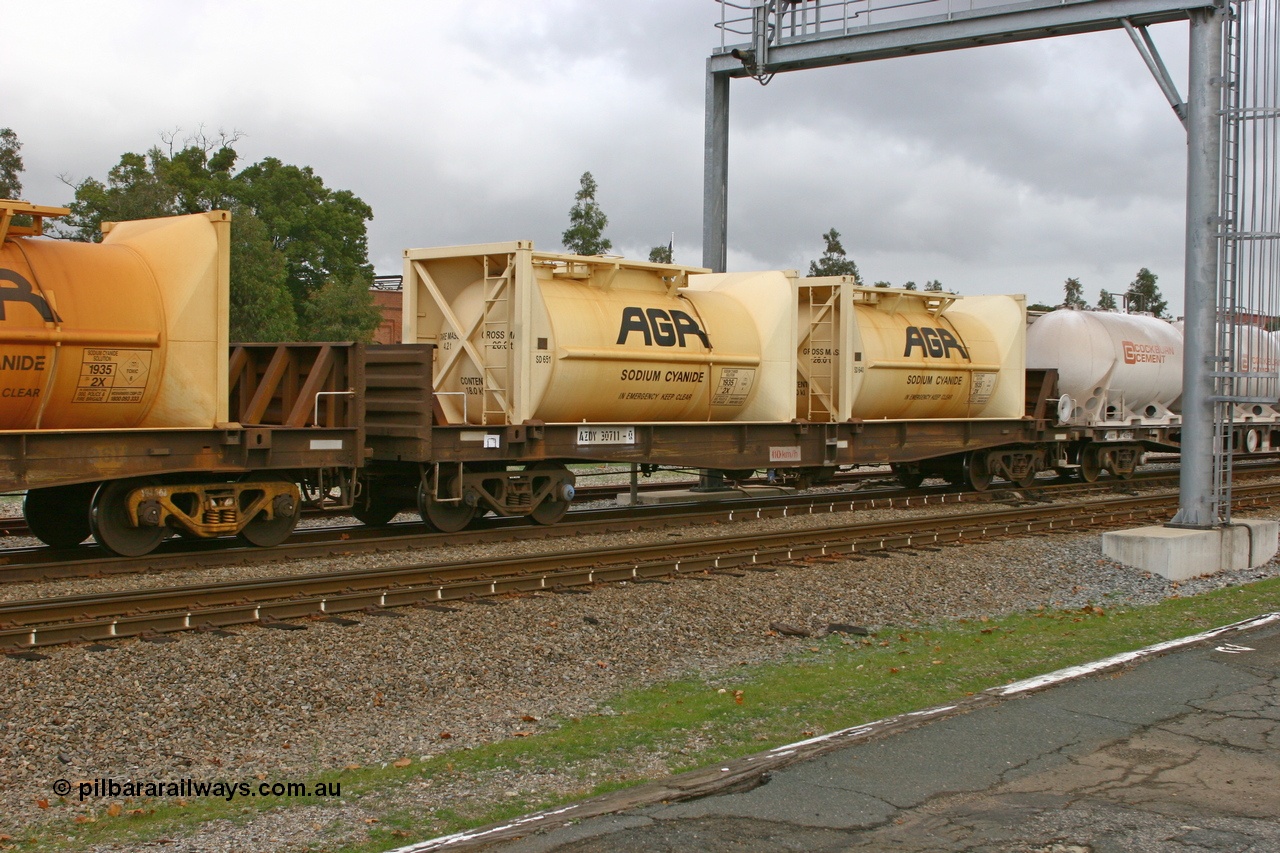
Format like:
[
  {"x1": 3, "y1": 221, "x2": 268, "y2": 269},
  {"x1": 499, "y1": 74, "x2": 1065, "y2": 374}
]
[{"x1": 0, "y1": 202, "x2": 230, "y2": 430}]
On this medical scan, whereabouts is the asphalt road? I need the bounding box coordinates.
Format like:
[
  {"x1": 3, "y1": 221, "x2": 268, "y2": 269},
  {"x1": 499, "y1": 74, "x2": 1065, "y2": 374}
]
[{"x1": 436, "y1": 614, "x2": 1280, "y2": 853}]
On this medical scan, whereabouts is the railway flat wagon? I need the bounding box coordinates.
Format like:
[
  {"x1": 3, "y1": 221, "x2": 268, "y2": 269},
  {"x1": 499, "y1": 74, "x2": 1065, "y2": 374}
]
[
  {"x1": 0, "y1": 202, "x2": 364, "y2": 555},
  {"x1": 356, "y1": 241, "x2": 1061, "y2": 529}
]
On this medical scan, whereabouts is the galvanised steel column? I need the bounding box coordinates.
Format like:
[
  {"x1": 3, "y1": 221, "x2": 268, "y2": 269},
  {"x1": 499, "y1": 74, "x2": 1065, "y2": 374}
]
[
  {"x1": 703, "y1": 64, "x2": 730, "y2": 273},
  {"x1": 1171, "y1": 4, "x2": 1225, "y2": 529}
]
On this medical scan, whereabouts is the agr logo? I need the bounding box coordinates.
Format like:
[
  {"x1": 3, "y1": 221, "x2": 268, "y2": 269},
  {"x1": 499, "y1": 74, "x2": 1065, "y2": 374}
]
[
  {"x1": 0, "y1": 269, "x2": 62, "y2": 323},
  {"x1": 903, "y1": 326, "x2": 968, "y2": 360},
  {"x1": 616, "y1": 307, "x2": 711, "y2": 348}
]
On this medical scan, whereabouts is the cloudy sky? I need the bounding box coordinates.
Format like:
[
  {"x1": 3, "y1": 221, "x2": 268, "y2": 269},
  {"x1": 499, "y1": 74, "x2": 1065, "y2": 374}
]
[{"x1": 9, "y1": 0, "x2": 1193, "y2": 312}]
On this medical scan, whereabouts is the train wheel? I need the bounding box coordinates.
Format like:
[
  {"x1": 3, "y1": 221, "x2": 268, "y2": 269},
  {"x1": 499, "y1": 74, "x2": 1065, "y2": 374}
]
[
  {"x1": 90, "y1": 478, "x2": 167, "y2": 557},
  {"x1": 237, "y1": 476, "x2": 301, "y2": 547},
  {"x1": 352, "y1": 493, "x2": 401, "y2": 527},
  {"x1": 965, "y1": 453, "x2": 992, "y2": 491},
  {"x1": 1014, "y1": 466, "x2": 1037, "y2": 488},
  {"x1": 528, "y1": 462, "x2": 572, "y2": 526},
  {"x1": 891, "y1": 463, "x2": 926, "y2": 489},
  {"x1": 417, "y1": 478, "x2": 475, "y2": 533},
  {"x1": 24, "y1": 483, "x2": 97, "y2": 548},
  {"x1": 1079, "y1": 448, "x2": 1102, "y2": 483}
]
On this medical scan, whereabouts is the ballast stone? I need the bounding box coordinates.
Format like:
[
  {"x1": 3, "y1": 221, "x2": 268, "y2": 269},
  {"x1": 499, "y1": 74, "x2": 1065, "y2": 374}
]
[{"x1": 1101, "y1": 518, "x2": 1279, "y2": 580}]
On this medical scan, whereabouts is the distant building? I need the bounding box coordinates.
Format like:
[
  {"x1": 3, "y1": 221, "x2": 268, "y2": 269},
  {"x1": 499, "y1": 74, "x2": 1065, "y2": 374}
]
[
  {"x1": 1231, "y1": 311, "x2": 1280, "y2": 331},
  {"x1": 371, "y1": 275, "x2": 403, "y2": 344}
]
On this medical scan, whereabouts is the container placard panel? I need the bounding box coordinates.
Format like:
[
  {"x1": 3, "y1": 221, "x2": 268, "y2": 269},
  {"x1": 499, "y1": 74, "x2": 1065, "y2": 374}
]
[
  {"x1": 73, "y1": 348, "x2": 153, "y2": 404},
  {"x1": 711, "y1": 367, "x2": 756, "y2": 407},
  {"x1": 576, "y1": 426, "x2": 636, "y2": 446},
  {"x1": 968, "y1": 372, "x2": 997, "y2": 406}
]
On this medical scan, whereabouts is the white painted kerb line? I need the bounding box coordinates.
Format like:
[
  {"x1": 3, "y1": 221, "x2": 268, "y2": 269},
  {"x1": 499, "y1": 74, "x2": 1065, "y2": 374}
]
[
  {"x1": 992, "y1": 611, "x2": 1280, "y2": 696},
  {"x1": 385, "y1": 804, "x2": 582, "y2": 853}
]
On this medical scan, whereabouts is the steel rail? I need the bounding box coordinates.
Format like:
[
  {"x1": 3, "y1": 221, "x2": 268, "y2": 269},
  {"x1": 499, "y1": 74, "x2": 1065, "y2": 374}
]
[
  {"x1": 0, "y1": 479, "x2": 689, "y2": 540},
  {"x1": 0, "y1": 468, "x2": 1194, "y2": 584},
  {"x1": 2, "y1": 484, "x2": 1275, "y2": 649},
  {"x1": 0, "y1": 468, "x2": 897, "y2": 542}
]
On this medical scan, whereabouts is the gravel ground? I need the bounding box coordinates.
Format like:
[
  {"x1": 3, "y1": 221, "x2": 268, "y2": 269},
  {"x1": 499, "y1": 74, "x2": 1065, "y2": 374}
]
[{"x1": 2, "y1": 482, "x2": 1279, "y2": 852}]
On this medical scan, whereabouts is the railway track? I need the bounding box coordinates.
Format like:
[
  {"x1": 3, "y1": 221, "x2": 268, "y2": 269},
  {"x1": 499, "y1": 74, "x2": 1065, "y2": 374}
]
[
  {"x1": 0, "y1": 468, "x2": 900, "y2": 542},
  {"x1": 3, "y1": 481, "x2": 1277, "y2": 651},
  {"x1": 0, "y1": 478, "x2": 689, "y2": 541},
  {"x1": 0, "y1": 467, "x2": 1199, "y2": 585}
]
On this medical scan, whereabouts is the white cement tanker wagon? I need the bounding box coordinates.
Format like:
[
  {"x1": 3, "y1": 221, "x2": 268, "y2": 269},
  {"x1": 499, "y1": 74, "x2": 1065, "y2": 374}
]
[
  {"x1": 1173, "y1": 321, "x2": 1280, "y2": 424},
  {"x1": 1225, "y1": 324, "x2": 1280, "y2": 421},
  {"x1": 1028, "y1": 309, "x2": 1183, "y2": 427}
]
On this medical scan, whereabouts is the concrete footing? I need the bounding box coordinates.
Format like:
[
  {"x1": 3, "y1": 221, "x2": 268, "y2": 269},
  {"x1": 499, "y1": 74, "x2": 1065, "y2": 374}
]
[
  {"x1": 615, "y1": 485, "x2": 797, "y2": 507},
  {"x1": 1101, "y1": 518, "x2": 1280, "y2": 580}
]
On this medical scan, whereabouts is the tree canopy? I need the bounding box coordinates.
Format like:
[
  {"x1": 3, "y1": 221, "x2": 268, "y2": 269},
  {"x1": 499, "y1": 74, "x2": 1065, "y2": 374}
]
[
  {"x1": 562, "y1": 171, "x2": 612, "y2": 256},
  {"x1": 1097, "y1": 289, "x2": 1117, "y2": 311},
  {"x1": 1126, "y1": 267, "x2": 1168, "y2": 318},
  {"x1": 59, "y1": 132, "x2": 380, "y2": 342},
  {"x1": 1061, "y1": 277, "x2": 1088, "y2": 310},
  {"x1": 807, "y1": 228, "x2": 863, "y2": 282},
  {"x1": 0, "y1": 128, "x2": 23, "y2": 199},
  {"x1": 648, "y1": 241, "x2": 673, "y2": 264}
]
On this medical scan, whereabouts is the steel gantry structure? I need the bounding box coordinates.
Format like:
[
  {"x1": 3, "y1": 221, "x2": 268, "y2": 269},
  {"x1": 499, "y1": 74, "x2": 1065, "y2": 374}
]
[{"x1": 704, "y1": 0, "x2": 1280, "y2": 539}]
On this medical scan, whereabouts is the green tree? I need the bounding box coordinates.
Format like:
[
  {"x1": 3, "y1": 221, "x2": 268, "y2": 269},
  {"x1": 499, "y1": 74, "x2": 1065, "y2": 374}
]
[
  {"x1": 234, "y1": 156, "x2": 374, "y2": 312},
  {"x1": 1028, "y1": 303, "x2": 1057, "y2": 313},
  {"x1": 1062, "y1": 277, "x2": 1088, "y2": 310},
  {"x1": 1097, "y1": 289, "x2": 1117, "y2": 311},
  {"x1": 0, "y1": 128, "x2": 23, "y2": 199},
  {"x1": 166, "y1": 139, "x2": 239, "y2": 212},
  {"x1": 59, "y1": 133, "x2": 377, "y2": 342},
  {"x1": 902, "y1": 280, "x2": 918, "y2": 291},
  {"x1": 61, "y1": 151, "x2": 171, "y2": 228},
  {"x1": 873, "y1": 281, "x2": 891, "y2": 288},
  {"x1": 299, "y1": 270, "x2": 383, "y2": 341},
  {"x1": 229, "y1": 211, "x2": 298, "y2": 342},
  {"x1": 648, "y1": 241, "x2": 673, "y2": 264},
  {"x1": 924, "y1": 279, "x2": 944, "y2": 292},
  {"x1": 807, "y1": 228, "x2": 863, "y2": 282},
  {"x1": 1126, "y1": 267, "x2": 1168, "y2": 317},
  {"x1": 562, "y1": 171, "x2": 611, "y2": 255}
]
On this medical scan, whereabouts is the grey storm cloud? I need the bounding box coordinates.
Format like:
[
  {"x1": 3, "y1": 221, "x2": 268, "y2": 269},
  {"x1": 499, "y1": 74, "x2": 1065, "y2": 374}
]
[{"x1": 9, "y1": 0, "x2": 1193, "y2": 312}]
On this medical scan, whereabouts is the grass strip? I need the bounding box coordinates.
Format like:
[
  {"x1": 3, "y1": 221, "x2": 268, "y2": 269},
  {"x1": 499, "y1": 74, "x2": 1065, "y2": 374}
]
[{"x1": 18, "y1": 576, "x2": 1280, "y2": 852}]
